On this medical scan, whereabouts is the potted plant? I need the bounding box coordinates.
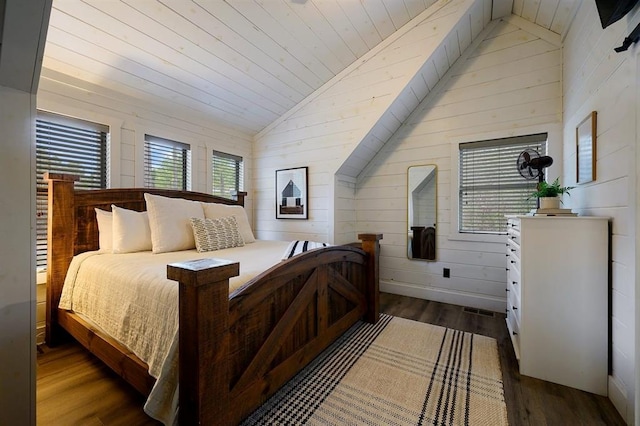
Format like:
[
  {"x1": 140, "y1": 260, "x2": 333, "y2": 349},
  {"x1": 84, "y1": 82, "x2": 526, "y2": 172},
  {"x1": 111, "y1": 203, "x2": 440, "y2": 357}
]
[{"x1": 529, "y1": 177, "x2": 574, "y2": 209}]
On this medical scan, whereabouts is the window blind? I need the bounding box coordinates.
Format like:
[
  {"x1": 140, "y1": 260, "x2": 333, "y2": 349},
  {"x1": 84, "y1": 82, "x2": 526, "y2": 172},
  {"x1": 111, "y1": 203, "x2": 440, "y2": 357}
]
[
  {"x1": 212, "y1": 150, "x2": 243, "y2": 199},
  {"x1": 144, "y1": 135, "x2": 191, "y2": 190},
  {"x1": 459, "y1": 133, "x2": 547, "y2": 234},
  {"x1": 36, "y1": 113, "x2": 108, "y2": 269}
]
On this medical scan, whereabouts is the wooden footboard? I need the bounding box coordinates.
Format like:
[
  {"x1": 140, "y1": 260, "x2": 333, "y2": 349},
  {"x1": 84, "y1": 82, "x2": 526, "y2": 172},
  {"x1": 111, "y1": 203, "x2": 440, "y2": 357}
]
[
  {"x1": 169, "y1": 235, "x2": 381, "y2": 425},
  {"x1": 45, "y1": 173, "x2": 382, "y2": 425}
]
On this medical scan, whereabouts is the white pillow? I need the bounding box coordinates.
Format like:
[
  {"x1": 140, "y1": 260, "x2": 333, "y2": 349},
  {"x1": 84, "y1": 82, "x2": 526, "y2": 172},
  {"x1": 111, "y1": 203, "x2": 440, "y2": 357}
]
[
  {"x1": 201, "y1": 202, "x2": 255, "y2": 243},
  {"x1": 144, "y1": 193, "x2": 205, "y2": 253},
  {"x1": 94, "y1": 208, "x2": 113, "y2": 252},
  {"x1": 111, "y1": 205, "x2": 152, "y2": 254},
  {"x1": 190, "y1": 216, "x2": 244, "y2": 252}
]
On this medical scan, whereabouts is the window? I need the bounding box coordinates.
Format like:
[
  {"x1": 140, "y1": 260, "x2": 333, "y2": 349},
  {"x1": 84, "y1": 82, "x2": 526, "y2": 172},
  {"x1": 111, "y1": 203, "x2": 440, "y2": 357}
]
[
  {"x1": 212, "y1": 150, "x2": 243, "y2": 199},
  {"x1": 459, "y1": 133, "x2": 547, "y2": 234},
  {"x1": 144, "y1": 135, "x2": 191, "y2": 190},
  {"x1": 36, "y1": 112, "x2": 108, "y2": 269}
]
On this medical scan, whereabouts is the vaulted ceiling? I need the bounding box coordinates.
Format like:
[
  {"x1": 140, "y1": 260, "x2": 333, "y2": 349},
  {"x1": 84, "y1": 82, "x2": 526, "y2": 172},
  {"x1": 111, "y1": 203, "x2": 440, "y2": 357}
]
[{"x1": 42, "y1": 0, "x2": 577, "y2": 136}]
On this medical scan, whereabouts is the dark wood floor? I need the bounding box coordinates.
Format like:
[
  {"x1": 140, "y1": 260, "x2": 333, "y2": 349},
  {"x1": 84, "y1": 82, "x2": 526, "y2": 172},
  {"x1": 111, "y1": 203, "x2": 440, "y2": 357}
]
[
  {"x1": 379, "y1": 293, "x2": 625, "y2": 426},
  {"x1": 37, "y1": 293, "x2": 626, "y2": 425}
]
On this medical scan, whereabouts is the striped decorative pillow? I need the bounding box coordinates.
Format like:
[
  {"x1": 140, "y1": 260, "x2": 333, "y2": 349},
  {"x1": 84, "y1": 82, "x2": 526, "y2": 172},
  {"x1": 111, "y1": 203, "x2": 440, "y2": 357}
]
[{"x1": 189, "y1": 216, "x2": 245, "y2": 252}]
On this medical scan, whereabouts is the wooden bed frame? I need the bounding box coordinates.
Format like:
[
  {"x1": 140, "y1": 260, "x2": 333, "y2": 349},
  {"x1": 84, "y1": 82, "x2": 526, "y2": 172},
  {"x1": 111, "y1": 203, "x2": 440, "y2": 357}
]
[{"x1": 45, "y1": 172, "x2": 382, "y2": 425}]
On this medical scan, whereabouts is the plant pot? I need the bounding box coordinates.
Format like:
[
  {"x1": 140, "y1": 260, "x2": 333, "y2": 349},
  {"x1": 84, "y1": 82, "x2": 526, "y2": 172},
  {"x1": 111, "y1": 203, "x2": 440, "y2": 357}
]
[{"x1": 539, "y1": 196, "x2": 560, "y2": 210}]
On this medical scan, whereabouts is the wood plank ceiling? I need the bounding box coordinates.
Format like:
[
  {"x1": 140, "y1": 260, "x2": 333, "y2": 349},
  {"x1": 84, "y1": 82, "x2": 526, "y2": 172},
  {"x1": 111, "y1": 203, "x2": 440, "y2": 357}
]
[{"x1": 42, "y1": 0, "x2": 577, "y2": 136}]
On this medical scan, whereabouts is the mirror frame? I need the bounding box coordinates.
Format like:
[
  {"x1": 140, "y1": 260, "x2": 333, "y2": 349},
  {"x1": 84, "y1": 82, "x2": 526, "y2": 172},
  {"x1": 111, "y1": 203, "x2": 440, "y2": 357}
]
[{"x1": 407, "y1": 164, "x2": 437, "y2": 261}]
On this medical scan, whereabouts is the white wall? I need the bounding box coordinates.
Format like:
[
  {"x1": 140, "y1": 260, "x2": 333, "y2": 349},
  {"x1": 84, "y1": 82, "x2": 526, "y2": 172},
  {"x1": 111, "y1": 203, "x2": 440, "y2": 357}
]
[
  {"x1": 36, "y1": 73, "x2": 254, "y2": 213},
  {"x1": 33, "y1": 68, "x2": 256, "y2": 359},
  {"x1": 0, "y1": 86, "x2": 36, "y2": 426},
  {"x1": 356, "y1": 16, "x2": 563, "y2": 313},
  {"x1": 562, "y1": 2, "x2": 638, "y2": 423},
  {"x1": 253, "y1": 0, "x2": 492, "y2": 244},
  {"x1": 24, "y1": 2, "x2": 637, "y2": 423},
  {"x1": 0, "y1": 0, "x2": 50, "y2": 423}
]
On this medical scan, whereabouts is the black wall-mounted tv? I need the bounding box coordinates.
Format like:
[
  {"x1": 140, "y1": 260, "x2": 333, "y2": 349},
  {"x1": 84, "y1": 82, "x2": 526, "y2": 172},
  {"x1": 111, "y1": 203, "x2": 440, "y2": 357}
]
[{"x1": 596, "y1": 0, "x2": 640, "y2": 28}]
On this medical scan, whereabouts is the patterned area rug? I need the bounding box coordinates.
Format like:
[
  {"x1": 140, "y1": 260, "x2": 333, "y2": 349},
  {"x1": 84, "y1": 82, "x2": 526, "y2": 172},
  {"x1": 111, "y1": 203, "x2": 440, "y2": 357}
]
[{"x1": 242, "y1": 314, "x2": 508, "y2": 425}]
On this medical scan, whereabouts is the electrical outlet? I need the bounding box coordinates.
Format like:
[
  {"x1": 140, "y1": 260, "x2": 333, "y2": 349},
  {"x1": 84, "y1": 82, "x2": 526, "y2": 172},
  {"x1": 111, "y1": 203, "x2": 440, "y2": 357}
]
[{"x1": 443, "y1": 268, "x2": 450, "y2": 278}]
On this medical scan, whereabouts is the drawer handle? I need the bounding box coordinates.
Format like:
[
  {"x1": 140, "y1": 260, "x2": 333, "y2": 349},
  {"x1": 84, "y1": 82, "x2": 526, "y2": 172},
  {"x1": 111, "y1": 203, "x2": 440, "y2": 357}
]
[
  {"x1": 512, "y1": 306, "x2": 518, "y2": 310},
  {"x1": 512, "y1": 281, "x2": 517, "y2": 285},
  {"x1": 506, "y1": 268, "x2": 509, "y2": 271},
  {"x1": 510, "y1": 260, "x2": 516, "y2": 264},
  {"x1": 512, "y1": 331, "x2": 518, "y2": 336},
  {"x1": 511, "y1": 249, "x2": 516, "y2": 252},
  {"x1": 506, "y1": 288, "x2": 510, "y2": 292}
]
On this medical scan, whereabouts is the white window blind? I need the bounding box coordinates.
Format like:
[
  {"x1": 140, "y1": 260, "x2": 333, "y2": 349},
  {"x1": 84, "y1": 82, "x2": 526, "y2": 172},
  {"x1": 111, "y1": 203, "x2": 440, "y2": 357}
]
[
  {"x1": 212, "y1": 150, "x2": 243, "y2": 199},
  {"x1": 144, "y1": 135, "x2": 191, "y2": 190},
  {"x1": 36, "y1": 112, "x2": 108, "y2": 269},
  {"x1": 459, "y1": 133, "x2": 547, "y2": 234}
]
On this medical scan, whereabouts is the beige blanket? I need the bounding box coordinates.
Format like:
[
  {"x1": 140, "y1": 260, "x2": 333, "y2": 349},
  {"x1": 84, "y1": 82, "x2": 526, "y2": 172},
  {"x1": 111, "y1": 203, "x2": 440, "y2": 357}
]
[{"x1": 59, "y1": 240, "x2": 290, "y2": 425}]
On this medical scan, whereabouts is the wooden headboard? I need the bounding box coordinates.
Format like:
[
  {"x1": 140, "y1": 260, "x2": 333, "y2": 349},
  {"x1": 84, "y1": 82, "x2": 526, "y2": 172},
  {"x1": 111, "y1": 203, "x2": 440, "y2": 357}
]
[
  {"x1": 44, "y1": 172, "x2": 247, "y2": 343},
  {"x1": 58, "y1": 184, "x2": 245, "y2": 255}
]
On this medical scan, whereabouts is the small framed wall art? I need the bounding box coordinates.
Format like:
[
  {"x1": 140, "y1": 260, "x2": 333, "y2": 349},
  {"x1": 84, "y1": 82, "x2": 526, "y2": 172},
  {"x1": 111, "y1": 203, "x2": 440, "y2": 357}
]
[
  {"x1": 576, "y1": 111, "x2": 597, "y2": 184},
  {"x1": 275, "y1": 166, "x2": 308, "y2": 219}
]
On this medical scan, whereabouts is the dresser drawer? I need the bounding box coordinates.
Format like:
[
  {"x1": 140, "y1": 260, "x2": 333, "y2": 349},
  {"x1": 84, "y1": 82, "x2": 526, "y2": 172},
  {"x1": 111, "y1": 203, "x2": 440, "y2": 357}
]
[
  {"x1": 507, "y1": 252, "x2": 521, "y2": 277},
  {"x1": 507, "y1": 263, "x2": 521, "y2": 296},
  {"x1": 507, "y1": 288, "x2": 521, "y2": 324},
  {"x1": 506, "y1": 315, "x2": 520, "y2": 360},
  {"x1": 506, "y1": 238, "x2": 520, "y2": 260},
  {"x1": 506, "y1": 217, "x2": 521, "y2": 232},
  {"x1": 507, "y1": 228, "x2": 521, "y2": 246}
]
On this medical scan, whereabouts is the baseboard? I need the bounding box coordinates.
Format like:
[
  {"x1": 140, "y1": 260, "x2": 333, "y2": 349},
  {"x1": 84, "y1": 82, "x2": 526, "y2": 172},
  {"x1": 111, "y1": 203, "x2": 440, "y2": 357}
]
[
  {"x1": 380, "y1": 280, "x2": 506, "y2": 313},
  {"x1": 608, "y1": 375, "x2": 632, "y2": 424}
]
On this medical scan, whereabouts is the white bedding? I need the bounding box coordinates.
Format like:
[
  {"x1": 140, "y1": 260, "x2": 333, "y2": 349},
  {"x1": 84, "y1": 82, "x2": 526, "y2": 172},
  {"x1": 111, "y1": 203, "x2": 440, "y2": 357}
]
[{"x1": 59, "y1": 240, "x2": 291, "y2": 425}]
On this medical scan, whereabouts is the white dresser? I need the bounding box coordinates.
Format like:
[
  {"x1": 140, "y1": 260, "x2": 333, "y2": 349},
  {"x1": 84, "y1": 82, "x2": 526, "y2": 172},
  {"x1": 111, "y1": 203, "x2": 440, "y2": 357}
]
[{"x1": 505, "y1": 215, "x2": 609, "y2": 395}]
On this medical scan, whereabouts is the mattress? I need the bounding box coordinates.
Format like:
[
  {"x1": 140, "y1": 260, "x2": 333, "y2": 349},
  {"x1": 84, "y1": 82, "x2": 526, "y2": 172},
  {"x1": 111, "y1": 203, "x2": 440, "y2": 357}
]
[{"x1": 59, "y1": 239, "x2": 291, "y2": 425}]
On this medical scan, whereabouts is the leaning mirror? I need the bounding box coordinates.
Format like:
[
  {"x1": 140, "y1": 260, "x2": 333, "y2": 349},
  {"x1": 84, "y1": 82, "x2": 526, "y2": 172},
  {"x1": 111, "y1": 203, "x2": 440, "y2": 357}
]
[{"x1": 408, "y1": 165, "x2": 437, "y2": 261}]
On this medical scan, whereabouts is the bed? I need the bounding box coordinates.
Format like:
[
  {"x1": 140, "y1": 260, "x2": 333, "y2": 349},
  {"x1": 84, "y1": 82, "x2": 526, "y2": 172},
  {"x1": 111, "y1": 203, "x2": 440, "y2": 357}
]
[{"x1": 44, "y1": 172, "x2": 382, "y2": 425}]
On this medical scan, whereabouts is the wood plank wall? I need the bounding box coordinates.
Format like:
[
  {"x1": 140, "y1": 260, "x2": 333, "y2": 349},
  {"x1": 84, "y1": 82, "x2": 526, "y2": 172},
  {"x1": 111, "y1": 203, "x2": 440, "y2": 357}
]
[
  {"x1": 34, "y1": 77, "x2": 254, "y2": 352},
  {"x1": 36, "y1": 72, "x2": 253, "y2": 204},
  {"x1": 253, "y1": 0, "x2": 492, "y2": 244},
  {"x1": 355, "y1": 17, "x2": 562, "y2": 314},
  {"x1": 562, "y1": 2, "x2": 639, "y2": 422},
  {"x1": 35, "y1": 2, "x2": 635, "y2": 422}
]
